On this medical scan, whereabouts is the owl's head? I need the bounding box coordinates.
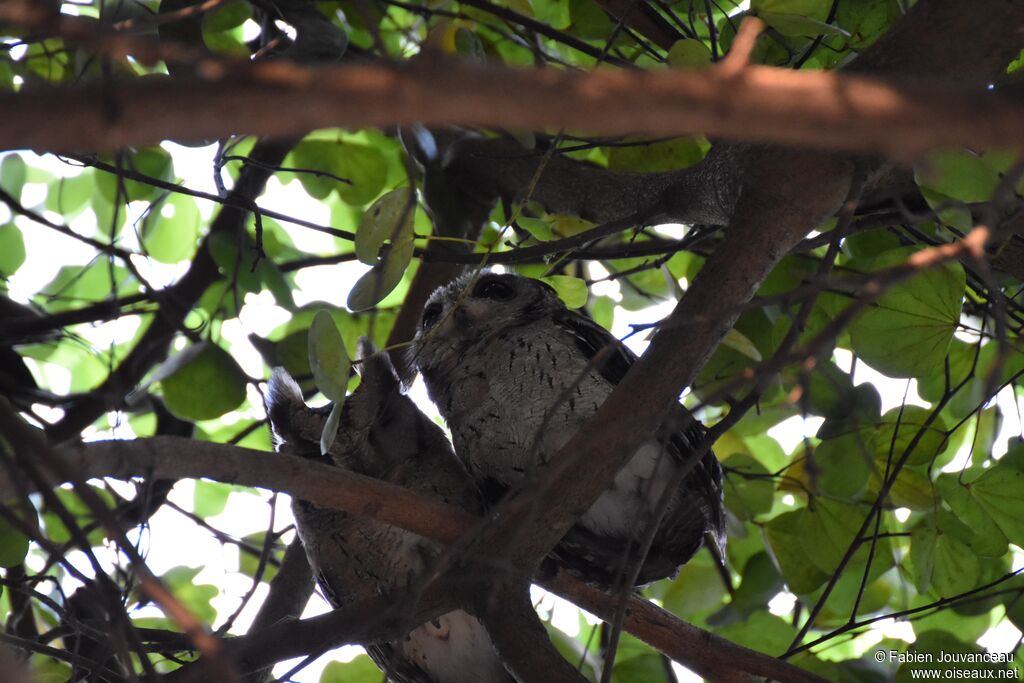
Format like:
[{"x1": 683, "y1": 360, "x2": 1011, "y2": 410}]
[{"x1": 411, "y1": 271, "x2": 561, "y2": 374}]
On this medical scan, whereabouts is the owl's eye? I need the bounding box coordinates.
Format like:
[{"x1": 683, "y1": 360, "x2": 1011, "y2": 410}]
[
  {"x1": 421, "y1": 302, "x2": 443, "y2": 330},
  {"x1": 472, "y1": 278, "x2": 516, "y2": 301}
]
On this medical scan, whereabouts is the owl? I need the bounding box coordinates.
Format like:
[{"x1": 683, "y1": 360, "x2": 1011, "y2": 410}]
[
  {"x1": 411, "y1": 272, "x2": 726, "y2": 587},
  {"x1": 265, "y1": 341, "x2": 513, "y2": 683}
]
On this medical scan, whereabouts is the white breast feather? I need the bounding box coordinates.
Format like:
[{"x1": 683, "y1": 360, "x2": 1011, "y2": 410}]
[{"x1": 404, "y1": 610, "x2": 508, "y2": 683}]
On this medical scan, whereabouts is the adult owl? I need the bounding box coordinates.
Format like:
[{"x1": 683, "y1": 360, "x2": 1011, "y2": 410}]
[
  {"x1": 411, "y1": 272, "x2": 726, "y2": 587},
  {"x1": 266, "y1": 342, "x2": 513, "y2": 683}
]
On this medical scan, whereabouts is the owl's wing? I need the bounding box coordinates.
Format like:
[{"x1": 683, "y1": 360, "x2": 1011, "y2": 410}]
[{"x1": 552, "y1": 308, "x2": 727, "y2": 556}]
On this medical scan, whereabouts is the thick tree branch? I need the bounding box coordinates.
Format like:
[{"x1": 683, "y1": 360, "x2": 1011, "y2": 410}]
[
  {"x1": 241, "y1": 538, "x2": 315, "y2": 683},
  {"x1": 542, "y1": 570, "x2": 826, "y2": 683},
  {"x1": 2, "y1": 434, "x2": 824, "y2": 682},
  {"x1": 169, "y1": 579, "x2": 458, "y2": 681},
  {"x1": 22, "y1": 436, "x2": 478, "y2": 545},
  {"x1": 3, "y1": 56, "x2": 1024, "y2": 158},
  {"x1": 476, "y1": 582, "x2": 589, "y2": 683}
]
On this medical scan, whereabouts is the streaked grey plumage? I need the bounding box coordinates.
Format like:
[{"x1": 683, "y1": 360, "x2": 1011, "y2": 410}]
[
  {"x1": 411, "y1": 272, "x2": 726, "y2": 587},
  {"x1": 265, "y1": 342, "x2": 512, "y2": 683}
]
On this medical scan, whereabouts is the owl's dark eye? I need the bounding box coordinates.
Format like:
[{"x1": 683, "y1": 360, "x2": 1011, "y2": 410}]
[
  {"x1": 421, "y1": 302, "x2": 443, "y2": 330},
  {"x1": 472, "y1": 278, "x2": 516, "y2": 301}
]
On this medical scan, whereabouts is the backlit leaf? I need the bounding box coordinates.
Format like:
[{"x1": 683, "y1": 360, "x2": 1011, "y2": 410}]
[
  {"x1": 849, "y1": 248, "x2": 965, "y2": 378},
  {"x1": 160, "y1": 342, "x2": 248, "y2": 421}
]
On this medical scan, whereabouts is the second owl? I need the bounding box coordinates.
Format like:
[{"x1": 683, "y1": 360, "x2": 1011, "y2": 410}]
[{"x1": 412, "y1": 271, "x2": 726, "y2": 587}]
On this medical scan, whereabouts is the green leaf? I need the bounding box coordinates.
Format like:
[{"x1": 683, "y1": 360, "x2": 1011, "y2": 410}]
[
  {"x1": 355, "y1": 189, "x2": 416, "y2": 266},
  {"x1": 667, "y1": 39, "x2": 713, "y2": 68},
  {"x1": 751, "y1": 0, "x2": 824, "y2": 13},
  {"x1": 874, "y1": 462, "x2": 933, "y2": 510},
  {"x1": 31, "y1": 654, "x2": 76, "y2": 682},
  {"x1": 38, "y1": 262, "x2": 139, "y2": 313},
  {"x1": 42, "y1": 487, "x2": 117, "y2": 546},
  {"x1": 319, "y1": 656, "x2": 383, "y2": 683},
  {"x1": 0, "y1": 223, "x2": 26, "y2": 276},
  {"x1": 142, "y1": 194, "x2": 202, "y2": 263},
  {"x1": 874, "y1": 406, "x2": 948, "y2": 467},
  {"x1": 45, "y1": 172, "x2": 94, "y2": 218},
  {"x1": 833, "y1": 0, "x2": 898, "y2": 48},
  {"x1": 910, "y1": 517, "x2": 982, "y2": 597},
  {"x1": 803, "y1": 361, "x2": 857, "y2": 419},
  {"x1": 935, "y1": 472, "x2": 1007, "y2": 557},
  {"x1": 695, "y1": 310, "x2": 777, "y2": 400},
  {"x1": 518, "y1": 217, "x2": 553, "y2": 242},
  {"x1": 765, "y1": 509, "x2": 831, "y2": 593},
  {"x1": 533, "y1": 0, "x2": 571, "y2": 30},
  {"x1": 721, "y1": 328, "x2": 762, "y2": 362},
  {"x1": 25, "y1": 39, "x2": 68, "y2": 82},
  {"x1": 308, "y1": 309, "x2": 351, "y2": 402},
  {"x1": 335, "y1": 143, "x2": 388, "y2": 206},
  {"x1": 816, "y1": 383, "x2": 882, "y2": 441},
  {"x1": 539, "y1": 275, "x2": 588, "y2": 309},
  {"x1": 201, "y1": 0, "x2": 251, "y2": 56},
  {"x1": 717, "y1": 612, "x2": 797, "y2": 656},
  {"x1": 162, "y1": 566, "x2": 218, "y2": 624},
  {"x1": 590, "y1": 295, "x2": 615, "y2": 330},
  {"x1": 910, "y1": 524, "x2": 936, "y2": 592},
  {"x1": 915, "y1": 150, "x2": 1009, "y2": 203},
  {"x1": 607, "y1": 137, "x2": 707, "y2": 172},
  {"x1": 0, "y1": 515, "x2": 29, "y2": 568},
  {"x1": 160, "y1": 342, "x2": 249, "y2": 421},
  {"x1": 797, "y1": 499, "x2": 860, "y2": 576},
  {"x1": 708, "y1": 552, "x2": 783, "y2": 624},
  {"x1": 454, "y1": 27, "x2": 486, "y2": 63},
  {"x1": 757, "y1": 11, "x2": 850, "y2": 37},
  {"x1": 932, "y1": 514, "x2": 981, "y2": 596},
  {"x1": 238, "y1": 531, "x2": 283, "y2": 583},
  {"x1": 722, "y1": 453, "x2": 773, "y2": 520},
  {"x1": 612, "y1": 654, "x2": 664, "y2": 682},
  {"x1": 202, "y1": 0, "x2": 251, "y2": 32},
  {"x1": 258, "y1": 257, "x2": 296, "y2": 310},
  {"x1": 660, "y1": 556, "x2": 728, "y2": 617},
  {"x1": 347, "y1": 191, "x2": 417, "y2": 312},
  {"x1": 0, "y1": 154, "x2": 27, "y2": 199},
  {"x1": 849, "y1": 247, "x2": 965, "y2": 378},
  {"x1": 193, "y1": 480, "x2": 232, "y2": 518},
  {"x1": 321, "y1": 400, "x2": 343, "y2": 456},
  {"x1": 96, "y1": 148, "x2": 174, "y2": 203},
  {"x1": 969, "y1": 461, "x2": 1024, "y2": 548},
  {"x1": 291, "y1": 140, "x2": 349, "y2": 200},
  {"x1": 347, "y1": 239, "x2": 415, "y2": 311},
  {"x1": 814, "y1": 432, "x2": 871, "y2": 499}
]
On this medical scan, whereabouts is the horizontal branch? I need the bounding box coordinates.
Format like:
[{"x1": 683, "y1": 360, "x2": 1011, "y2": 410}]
[
  {"x1": 4, "y1": 55, "x2": 1023, "y2": 158},
  {"x1": 25, "y1": 436, "x2": 478, "y2": 545},
  {"x1": 0, "y1": 434, "x2": 819, "y2": 682}
]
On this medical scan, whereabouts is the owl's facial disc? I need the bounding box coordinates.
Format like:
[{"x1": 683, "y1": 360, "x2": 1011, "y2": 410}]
[{"x1": 414, "y1": 272, "x2": 558, "y2": 374}]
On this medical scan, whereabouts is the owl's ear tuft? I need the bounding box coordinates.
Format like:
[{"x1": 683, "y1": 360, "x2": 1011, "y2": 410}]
[{"x1": 265, "y1": 367, "x2": 318, "y2": 449}]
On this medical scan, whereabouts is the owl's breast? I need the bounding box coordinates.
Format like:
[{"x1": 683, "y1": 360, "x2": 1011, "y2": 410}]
[
  {"x1": 441, "y1": 327, "x2": 607, "y2": 483},
  {"x1": 400, "y1": 610, "x2": 511, "y2": 683}
]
